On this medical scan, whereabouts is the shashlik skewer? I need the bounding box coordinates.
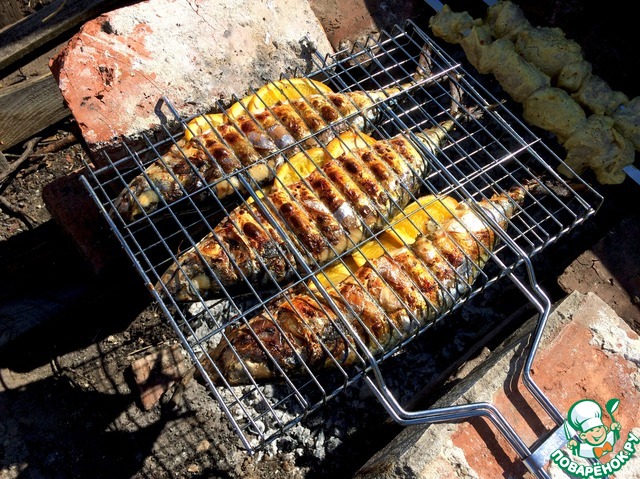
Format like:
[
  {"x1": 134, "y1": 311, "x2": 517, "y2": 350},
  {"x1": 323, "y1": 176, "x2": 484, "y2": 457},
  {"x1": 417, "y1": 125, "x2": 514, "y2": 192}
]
[{"x1": 429, "y1": 1, "x2": 636, "y2": 185}]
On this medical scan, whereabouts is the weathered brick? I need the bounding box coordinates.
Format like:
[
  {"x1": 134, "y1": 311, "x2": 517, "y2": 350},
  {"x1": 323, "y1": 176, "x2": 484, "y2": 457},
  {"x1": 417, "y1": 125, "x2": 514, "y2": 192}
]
[
  {"x1": 558, "y1": 216, "x2": 640, "y2": 331},
  {"x1": 308, "y1": 0, "x2": 419, "y2": 50},
  {"x1": 50, "y1": 0, "x2": 333, "y2": 156}
]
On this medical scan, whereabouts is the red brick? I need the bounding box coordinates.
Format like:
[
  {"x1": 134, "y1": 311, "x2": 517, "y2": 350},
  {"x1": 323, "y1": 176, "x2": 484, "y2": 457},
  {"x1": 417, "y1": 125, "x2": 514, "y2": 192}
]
[
  {"x1": 42, "y1": 168, "x2": 123, "y2": 274},
  {"x1": 308, "y1": 0, "x2": 420, "y2": 50},
  {"x1": 50, "y1": 0, "x2": 333, "y2": 156},
  {"x1": 558, "y1": 216, "x2": 640, "y2": 331},
  {"x1": 130, "y1": 343, "x2": 191, "y2": 411},
  {"x1": 450, "y1": 293, "x2": 640, "y2": 478}
]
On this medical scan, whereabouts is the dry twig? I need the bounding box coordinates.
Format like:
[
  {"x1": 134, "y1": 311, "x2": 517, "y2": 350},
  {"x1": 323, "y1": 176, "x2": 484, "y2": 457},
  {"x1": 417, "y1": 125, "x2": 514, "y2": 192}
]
[
  {"x1": 0, "y1": 194, "x2": 38, "y2": 228},
  {"x1": 0, "y1": 137, "x2": 41, "y2": 188},
  {"x1": 36, "y1": 133, "x2": 78, "y2": 155}
]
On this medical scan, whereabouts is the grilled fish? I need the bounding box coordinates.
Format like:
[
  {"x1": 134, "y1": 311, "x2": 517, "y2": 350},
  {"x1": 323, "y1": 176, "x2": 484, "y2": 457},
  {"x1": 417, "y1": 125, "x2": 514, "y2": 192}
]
[
  {"x1": 114, "y1": 82, "x2": 421, "y2": 221},
  {"x1": 206, "y1": 187, "x2": 525, "y2": 385},
  {"x1": 159, "y1": 122, "x2": 455, "y2": 301}
]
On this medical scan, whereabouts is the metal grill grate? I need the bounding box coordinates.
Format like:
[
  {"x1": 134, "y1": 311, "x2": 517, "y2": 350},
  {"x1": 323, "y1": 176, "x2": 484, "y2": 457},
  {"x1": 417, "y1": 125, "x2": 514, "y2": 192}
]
[{"x1": 81, "y1": 20, "x2": 602, "y2": 459}]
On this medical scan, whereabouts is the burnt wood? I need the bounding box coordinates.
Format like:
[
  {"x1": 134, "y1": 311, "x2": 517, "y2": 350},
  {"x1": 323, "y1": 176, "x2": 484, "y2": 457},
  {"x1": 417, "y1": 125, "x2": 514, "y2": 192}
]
[{"x1": 0, "y1": 73, "x2": 68, "y2": 151}]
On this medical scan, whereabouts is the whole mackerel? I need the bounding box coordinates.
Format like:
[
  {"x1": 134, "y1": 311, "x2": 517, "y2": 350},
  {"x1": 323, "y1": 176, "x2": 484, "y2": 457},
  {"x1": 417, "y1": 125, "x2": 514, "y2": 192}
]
[
  {"x1": 159, "y1": 121, "x2": 455, "y2": 301},
  {"x1": 200, "y1": 187, "x2": 526, "y2": 385},
  {"x1": 114, "y1": 83, "x2": 421, "y2": 222}
]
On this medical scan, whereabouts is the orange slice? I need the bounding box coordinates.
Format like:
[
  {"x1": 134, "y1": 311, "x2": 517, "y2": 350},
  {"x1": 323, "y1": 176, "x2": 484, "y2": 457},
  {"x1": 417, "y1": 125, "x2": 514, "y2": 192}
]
[
  {"x1": 272, "y1": 130, "x2": 378, "y2": 191},
  {"x1": 273, "y1": 148, "x2": 326, "y2": 190},
  {"x1": 384, "y1": 196, "x2": 459, "y2": 248},
  {"x1": 184, "y1": 113, "x2": 227, "y2": 140},
  {"x1": 184, "y1": 96, "x2": 254, "y2": 140},
  {"x1": 325, "y1": 130, "x2": 377, "y2": 158},
  {"x1": 250, "y1": 78, "x2": 332, "y2": 112},
  {"x1": 185, "y1": 78, "x2": 330, "y2": 140},
  {"x1": 308, "y1": 256, "x2": 361, "y2": 293},
  {"x1": 349, "y1": 239, "x2": 388, "y2": 269},
  {"x1": 311, "y1": 195, "x2": 459, "y2": 286},
  {"x1": 226, "y1": 95, "x2": 255, "y2": 119}
]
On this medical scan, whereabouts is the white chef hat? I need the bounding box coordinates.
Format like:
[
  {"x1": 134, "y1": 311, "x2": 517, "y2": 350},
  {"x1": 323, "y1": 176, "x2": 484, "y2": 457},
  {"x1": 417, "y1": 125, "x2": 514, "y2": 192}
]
[{"x1": 568, "y1": 399, "x2": 604, "y2": 433}]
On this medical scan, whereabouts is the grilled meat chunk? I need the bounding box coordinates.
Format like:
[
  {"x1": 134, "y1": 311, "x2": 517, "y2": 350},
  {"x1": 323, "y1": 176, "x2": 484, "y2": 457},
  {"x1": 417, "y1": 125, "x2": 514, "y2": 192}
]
[
  {"x1": 159, "y1": 123, "x2": 453, "y2": 300},
  {"x1": 207, "y1": 187, "x2": 525, "y2": 385}
]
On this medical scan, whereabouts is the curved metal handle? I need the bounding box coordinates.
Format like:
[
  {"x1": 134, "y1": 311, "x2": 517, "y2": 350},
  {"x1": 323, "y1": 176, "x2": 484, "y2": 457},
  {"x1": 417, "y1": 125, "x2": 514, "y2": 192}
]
[{"x1": 358, "y1": 192, "x2": 566, "y2": 478}]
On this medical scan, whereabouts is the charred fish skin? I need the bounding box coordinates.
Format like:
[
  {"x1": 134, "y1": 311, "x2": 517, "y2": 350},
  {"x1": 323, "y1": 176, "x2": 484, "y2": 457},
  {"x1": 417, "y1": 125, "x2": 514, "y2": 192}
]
[
  {"x1": 208, "y1": 187, "x2": 525, "y2": 385},
  {"x1": 114, "y1": 86, "x2": 408, "y2": 222},
  {"x1": 158, "y1": 130, "x2": 433, "y2": 301}
]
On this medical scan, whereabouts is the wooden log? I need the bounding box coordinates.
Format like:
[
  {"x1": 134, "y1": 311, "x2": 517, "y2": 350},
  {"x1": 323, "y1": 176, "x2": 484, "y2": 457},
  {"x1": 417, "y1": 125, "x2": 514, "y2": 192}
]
[
  {"x1": 0, "y1": 0, "x2": 23, "y2": 30},
  {"x1": 0, "y1": 0, "x2": 124, "y2": 73},
  {"x1": 0, "y1": 72, "x2": 69, "y2": 151}
]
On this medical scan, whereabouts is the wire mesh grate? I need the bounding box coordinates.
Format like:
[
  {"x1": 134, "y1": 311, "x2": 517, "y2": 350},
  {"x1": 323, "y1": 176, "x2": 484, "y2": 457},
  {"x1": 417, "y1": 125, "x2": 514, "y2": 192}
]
[{"x1": 81, "y1": 20, "x2": 602, "y2": 452}]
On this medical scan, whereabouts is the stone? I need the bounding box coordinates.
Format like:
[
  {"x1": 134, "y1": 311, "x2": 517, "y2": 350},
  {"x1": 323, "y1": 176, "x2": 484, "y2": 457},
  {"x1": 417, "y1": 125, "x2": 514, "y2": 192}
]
[
  {"x1": 50, "y1": 0, "x2": 333, "y2": 157},
  {"x1": 41, "y1": 168, "x2": 124, "y2": 274},
  {"x1": 308, "y1": 0, "x2": 419, "y2": 50}
]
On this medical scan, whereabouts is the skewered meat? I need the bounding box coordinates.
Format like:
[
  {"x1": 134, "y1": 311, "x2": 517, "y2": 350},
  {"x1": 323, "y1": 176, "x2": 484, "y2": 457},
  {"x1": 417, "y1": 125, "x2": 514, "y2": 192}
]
[
  {"x1": 206, "y1": 187, "x2": 525, "y2": 385},
  {"x1": 458, "y1": 24, "x2": 493, "y2": 74},
  {"x1": 429, "y1": 1, "x2": 637, "y2": 185},
  {"x1": 159, "y1": 122, "x2": 454, "y2": 301},
  {"x1": 484, "y1": 2, "x2": 628, "y2": 118},
  {"x1": 514, "y1": 27, "x2": 583, "y2": 80},
  {"x1": 572, "y1": 74, "x2": 629, "y2": 117},
  {"x1": 559, "y1": 115, "x2": 634, "y2": 184},
  {"x1": 428, "y1": 4, "x2": 478, "y2": 44},
  {"x1": 479, "y1": 38, "x2": 550, "y2": 103},
  {"x1": 557, "y1": 60, "x2": 592, "y2": 93},
  {"x1": 484, "y1": 0, "x2": 529, "y2": 41},
  {"x1": 439, "y1": 0, "x2": 626, "y2": 112},
  {"x1": 114, "y1": 82, "x2": 418, "y2": 221},
  {"x1": 613, "y1": 97, "x2": 640, "y2": 150}
]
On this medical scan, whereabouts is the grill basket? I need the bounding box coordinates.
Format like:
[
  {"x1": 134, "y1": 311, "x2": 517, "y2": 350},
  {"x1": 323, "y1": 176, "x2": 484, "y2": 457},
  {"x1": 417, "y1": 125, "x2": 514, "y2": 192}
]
[{"x1": 81, "y1": 21, "x2": 603, "y2": 477}]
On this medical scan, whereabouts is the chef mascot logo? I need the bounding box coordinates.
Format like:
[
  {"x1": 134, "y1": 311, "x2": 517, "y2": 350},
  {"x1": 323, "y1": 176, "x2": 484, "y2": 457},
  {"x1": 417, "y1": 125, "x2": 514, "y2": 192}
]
[
  {"x1": 550, "y1": 398, "x2": 639, "y2": 477},
  {"x1": 565, "y1": 399, "x2": 620, "y2": 459}
]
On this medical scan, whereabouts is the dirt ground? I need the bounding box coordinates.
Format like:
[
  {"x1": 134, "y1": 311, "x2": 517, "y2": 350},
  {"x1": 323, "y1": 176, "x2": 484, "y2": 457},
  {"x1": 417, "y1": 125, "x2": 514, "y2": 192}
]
[{"x1": 1, "y1": 1, "x2": 640, "y2": 479}]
